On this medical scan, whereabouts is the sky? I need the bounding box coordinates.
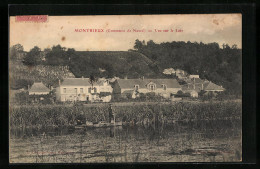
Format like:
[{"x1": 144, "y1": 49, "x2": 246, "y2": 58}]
[{"x1": 9, "y1": 14, "x2": 242, "y2": 51}]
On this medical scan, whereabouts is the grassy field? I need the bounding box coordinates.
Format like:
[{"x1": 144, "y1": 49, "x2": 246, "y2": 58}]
[{"x1": 9, "y1": 100, "x2": 242, "y2": 129}]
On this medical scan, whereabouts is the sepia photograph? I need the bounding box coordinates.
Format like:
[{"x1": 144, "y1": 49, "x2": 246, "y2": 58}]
[{"x1": 9, "y1": 14, "x2": 242, "y2": 163}]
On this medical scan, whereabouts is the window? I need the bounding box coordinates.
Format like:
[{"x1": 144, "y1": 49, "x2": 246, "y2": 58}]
[
  {"x1": 80, "y1": 88, "x2": 83, "y2": 93},
  {"x1": 149, "y1": 84, "x2": 155, "y2": 91},
  {"x1": 74, "y1": 88, "x2": 77, "y2": 93},
  {"x1": 162, "y1": 84, "x2": 167, "y2": 90},
  {"x1": 134, "y1": 85, "x2": 139, "y2": 91},
  {"x1": 88, "y1": 87, "x2": 91, "y2": 93},
  {"x1": 63, "y1": 88, "x2": 66, "y2": 93}
]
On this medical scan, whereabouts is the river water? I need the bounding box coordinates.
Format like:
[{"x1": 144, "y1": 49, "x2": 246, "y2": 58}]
[{"x1": 9, "y1": 120, "x2": 241, "y2": 163}]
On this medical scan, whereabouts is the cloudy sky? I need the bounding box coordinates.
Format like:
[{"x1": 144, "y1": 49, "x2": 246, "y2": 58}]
[{"x1": 10, "y1": 14, "x2": 242, "y2": 51}]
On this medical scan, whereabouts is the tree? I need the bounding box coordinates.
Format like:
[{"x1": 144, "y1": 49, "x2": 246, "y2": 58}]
[
  {"x1": 23, "y1": 46, "x2": 41, "y2": 66},
  {"x1": 45, "y1": 45, "x2": 70, "y2": 65},
  {"x1": 89, "y1": 74, "x2": 98, "y2": 89},
  {"x1": 10, "y1": 44, "x2": 24, "y2": 60},
  {"x1": 147, "y1": 40, "x2": 156, "y2": 47},
  {"x1": 134, "y1": 39, "x2": 143, "y2": 50}
]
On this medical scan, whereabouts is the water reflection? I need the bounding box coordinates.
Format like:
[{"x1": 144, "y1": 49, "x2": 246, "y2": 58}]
[{"x1": 9, "y1": 120, "x2": 241, "y2": 163}]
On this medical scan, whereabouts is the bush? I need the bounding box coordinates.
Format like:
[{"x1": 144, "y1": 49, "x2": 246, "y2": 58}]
[
  {"x1": 15, "y1": 92, "x2": 29, "y2": 104},
  {"x1": 174, "y1": 90, "x2": 191, "y2": 98},
  {"x1": 10, "y1": 79, "x2": 33, "y2": 90}
]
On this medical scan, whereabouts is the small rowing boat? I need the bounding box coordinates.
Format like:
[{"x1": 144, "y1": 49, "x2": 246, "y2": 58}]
[{"x1": 85, "y1": 121, "x2": 122, "y2": 128}]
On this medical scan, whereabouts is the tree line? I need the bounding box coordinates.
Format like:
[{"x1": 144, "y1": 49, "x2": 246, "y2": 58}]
[
  {"x1": 9, "y1": 40, "x2": 242, "y2": 95},
  {"x1": 133, "y1": 39, "x2": 242, "y2": 95}
]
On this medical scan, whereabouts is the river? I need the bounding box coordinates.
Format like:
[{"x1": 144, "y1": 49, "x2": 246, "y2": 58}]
[{"x1": 9, "y1": 120, "x2": 241, "y2": 163}]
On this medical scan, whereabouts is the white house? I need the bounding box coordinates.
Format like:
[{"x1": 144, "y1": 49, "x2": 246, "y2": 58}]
[
  {"x1": 113, "y1": 78, "x2": 182, "y2": 99},
  {"x1": 56, "y1": 78, "x2": 113, "y2": 102}
]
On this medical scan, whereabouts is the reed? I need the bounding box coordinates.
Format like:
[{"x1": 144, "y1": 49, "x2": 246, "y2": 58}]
[{"x1": 10, "y1": 101, "x2": 241, "y2": 129}]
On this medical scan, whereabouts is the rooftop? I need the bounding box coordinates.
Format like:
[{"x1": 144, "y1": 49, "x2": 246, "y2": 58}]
[
  {"x1": 29, "y1": 82, "x2": 50, "y2": 93},
  {"x1": 116, "y1": 79, "x2": 181, "y2": 89},
  {"x1": 60, "y1": 78, "x2": 106, "y2": 86}
]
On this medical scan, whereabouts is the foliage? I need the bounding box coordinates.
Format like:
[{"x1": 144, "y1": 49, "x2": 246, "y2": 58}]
[
  {"x1": 68, "y1": 51, "x2": 162, "y2": 79},
  {"x1": 45, "y1": 45, "x2": 71, "y2": 65},
  {"x1": 134, "y1": 40, "x2": 242, "y2": 95},
  {"x1": 10, "y1": 78, "x2": 33, "y2": 90},
  {"x1": 9, "y1": 59, "x2": 75, "y2": 89},
  {"x1": 14, "y1": 92, "x2": 30, "y2": 104},
  {"x1": 10, "y1": 101, "x2": 242, "y2": 128},
  {"x1": 23, "y1": 46, "x2": 42, "y2": 66},
  {"x1": 9, "y1": 44, "x2": 24, "y2": 60},
  {"x1": 174, "y1": 90, "x2": 191, "y2": 98},
  {"x1": 89, "y1": 74, "x2": 99, "y2": 89},
  {"x1": 14, "y1": 92, "x2": 55, "y2": 105},
  {"x1": 17, "y1": 40, "x2": 242, "y2": 95}
]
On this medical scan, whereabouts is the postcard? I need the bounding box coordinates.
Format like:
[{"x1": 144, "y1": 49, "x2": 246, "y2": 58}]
[{"x1": 9, "y1": 14, "x2": 242, "y2": 163}]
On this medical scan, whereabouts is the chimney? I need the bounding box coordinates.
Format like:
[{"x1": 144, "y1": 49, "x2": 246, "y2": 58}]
[
  {"x1": 58, "y1": 79, "x2": 61, "y2": 86},
  {"x1": 202, "y1": 83, "x2": 204, "y2": 90},
  {"x1": 124, "y1": 75, "x2": 128, "y2": 79},
  {"x1": 82, "y1": 76, "x2": 84, "y2": 79},
  {"x1": 142, "y1": 76, "x2": 144, "y2": 80},
  {"x1": 50, "y1": 85, "x2": 53, "y2": 90}
]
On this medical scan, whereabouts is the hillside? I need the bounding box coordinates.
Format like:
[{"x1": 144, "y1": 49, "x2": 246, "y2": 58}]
[
  {"x1": 11, "y1": 41, "x2": 242, "y2": 95},
  {"x1": 69, "y1": 51, "x2": 164, "y2": 79},
  {"x1": 133, "y1": 40, "x2": 242, "y2": 95},
  {"x1": 9, "y1": 60, "x2": 75, "y2": 89}
]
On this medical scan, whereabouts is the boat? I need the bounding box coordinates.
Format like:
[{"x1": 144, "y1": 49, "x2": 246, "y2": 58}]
[
  {"x1": 85, "y1": 121, "x2": 122, "y2": 128},
  {"x1": 74, "y1": 124, "x2": 86, "y2": 129}
]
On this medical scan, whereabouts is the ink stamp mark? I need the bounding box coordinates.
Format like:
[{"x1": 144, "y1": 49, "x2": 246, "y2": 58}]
[{"x1": 15, "y1": 15, "x2": 48, "y2": 22}]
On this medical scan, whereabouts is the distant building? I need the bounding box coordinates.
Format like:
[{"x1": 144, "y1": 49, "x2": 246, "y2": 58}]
[
  {"x1": 189, "y1": 75, "x2": 200, "y2": 79},
  {"x1": 113, "y1": 78, "x2": 181, "y2": 99},
  {"x1": 182, "y1": 79, "x2": 225, "y2": 96},
  {"x1": 29, "y1": 82, "x2": 50, "y2": 95},
  {"x1": 163, "y1": 68, "x2": 188, "y2": 79},
  {"x1": 176, "y1": 69, "x2": 185, "y2": 74},
  {"x1": 203, "y1": 81, "x2": 225, "y2": 96},
  {"x1": 163, "y1": 68, "x2": 176, "y2": 75},
  {"x1": 56, "y1": 78, "x2": 113, "y2": 102}
]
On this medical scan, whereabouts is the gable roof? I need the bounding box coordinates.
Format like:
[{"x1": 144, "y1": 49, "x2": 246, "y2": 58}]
[
  {"x1": 116, "y1": 79, "x2": 181, "y2": 89},
  {"x1": 182, "y1": 83, "x2": 203, "y2": 92},
  {"x1": 182, "y1": 81, "x2": 224, "y2": 92},
  {"x1": 60, "y1": 78, "x2": 104, "y2": 86},
  {"x1": 203, "y1": 82, "x2": 225, "y2": 91},
  {"x1": 186, "y1": 78, "x2": 204, "y2": 84},
  {"x1": 29, "y1": 82, "x2": 50, "y2": 93}
]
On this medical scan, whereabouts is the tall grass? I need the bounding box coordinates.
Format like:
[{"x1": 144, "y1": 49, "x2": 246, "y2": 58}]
[{"x1": 9, "y1": 101, "x2": 241, "y2": 129}]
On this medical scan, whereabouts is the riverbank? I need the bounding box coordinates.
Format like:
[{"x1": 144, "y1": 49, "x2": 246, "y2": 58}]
[{"x1": 10, "y1": 100, "x2": 242, "y2": 129}]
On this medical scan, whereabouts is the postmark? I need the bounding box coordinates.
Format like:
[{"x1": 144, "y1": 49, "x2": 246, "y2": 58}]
[{"x1": 15, "y1": 15, "x2": 48, "y2": 23}]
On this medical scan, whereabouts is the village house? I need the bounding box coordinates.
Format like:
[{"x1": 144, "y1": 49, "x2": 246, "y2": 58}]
[
  {"x1": 182, "y1": 78, "x2": 225, "y2": 97},
  {"x1": 27, "y1": 82, "x2": 51, "y2": 103},
  {"x1": 56, "y1": 77, "x2": 113, "y2": 102},
  {"x1": 113, "y1": 78, "x2": 182, "y2": 99},
  {"x1": 203, "y1": 81, "x2": 225, "y2": 96},
  {"x1": 29, "y1": 82, "x2": 50, "y2": 95}
]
